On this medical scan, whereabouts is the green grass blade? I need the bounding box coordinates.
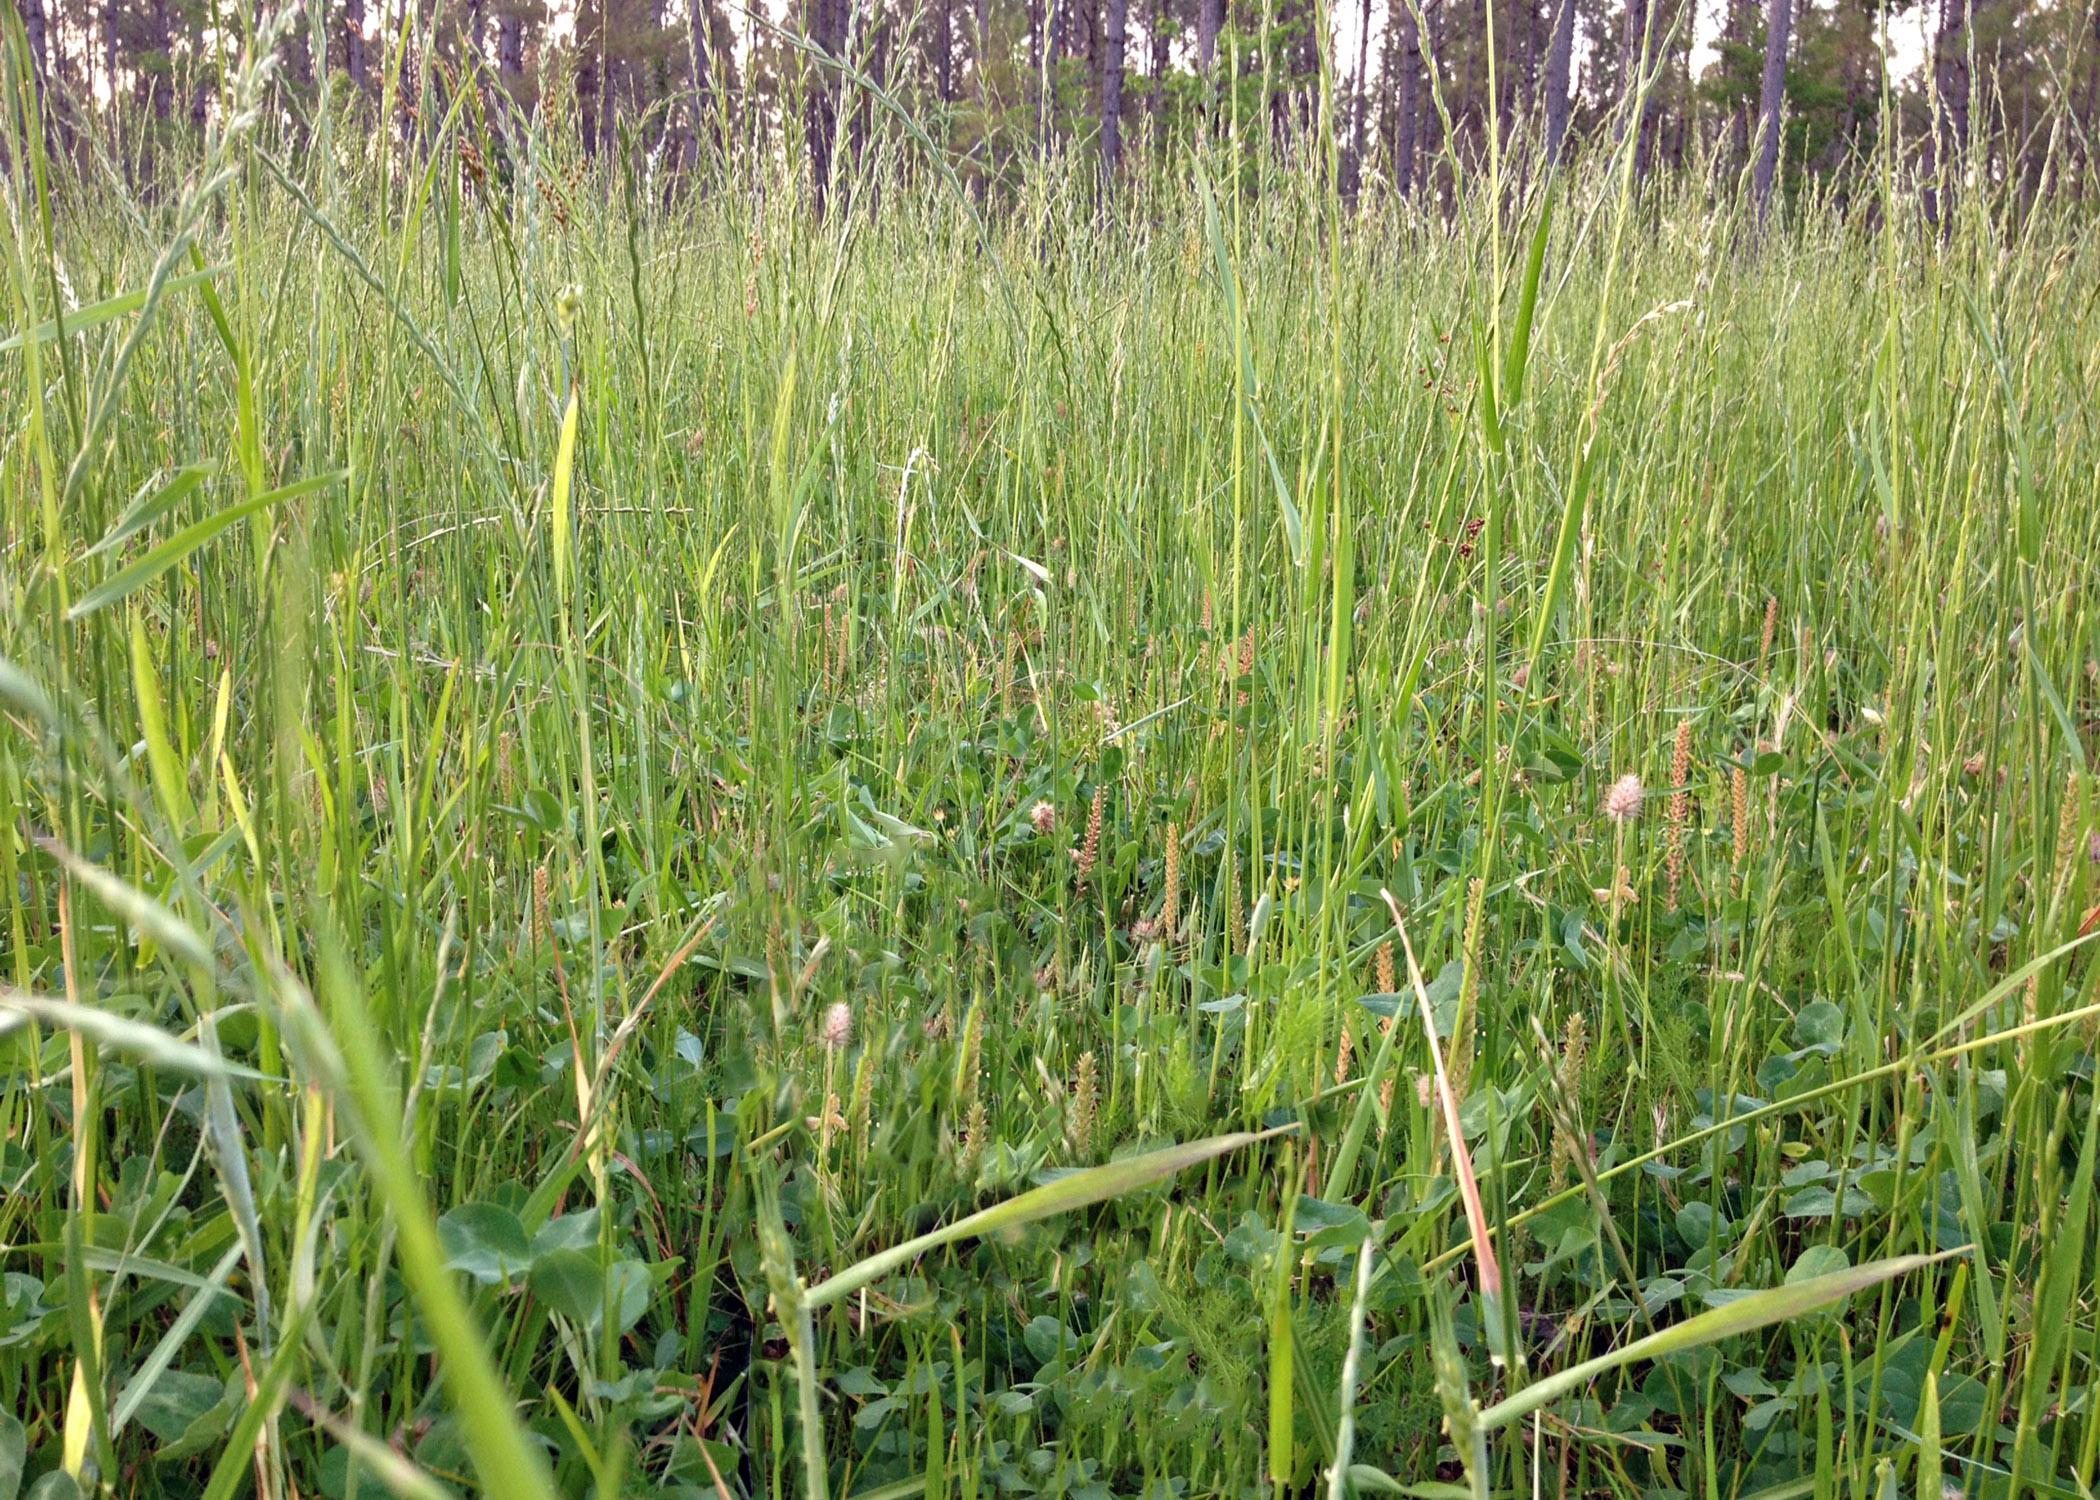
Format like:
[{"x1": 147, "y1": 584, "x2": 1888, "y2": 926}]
[
  {"x1": 1477, "y1": 1252, "x2": 1956, "y2": 1431},
  {"x1": 67, "y1": 470, "x2": 346, "y2": 620},
  {"x1": 807, "y1": 1128, "x2": 1290, "y2": 1310},
  {"x1": 0, "y1": 992, "x2": 273, "y2": 1082},
  {"x1": 0, "y1": 265, "x2": 226, "y2": 352}
]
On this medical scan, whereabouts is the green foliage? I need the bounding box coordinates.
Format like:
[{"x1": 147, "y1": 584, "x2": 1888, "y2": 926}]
[{"x1": 1, "y1": 53, "x2": 2099, "y2": 1500}]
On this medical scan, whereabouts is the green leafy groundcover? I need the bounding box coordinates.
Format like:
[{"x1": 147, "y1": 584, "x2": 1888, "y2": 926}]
[{"x1": 3, "y1": 45, "x2": 2099, "y2": 1500}]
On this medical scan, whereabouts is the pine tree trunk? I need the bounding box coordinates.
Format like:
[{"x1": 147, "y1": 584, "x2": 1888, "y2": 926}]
[
  {"x1": 1543, "y1": 0, "x2": 1573, "y2": 161},
  {"x1": 1512, "y1": 0, "x2": 1540, "y2": 137},
  {"x1": 1196, "y1": 0, "x2": 1220, "y2": 78},
  {"x1": 599, "y1": 7, "x2": 616, "y2": 158},
  {"x1": 1752, "y1": 0, "x2": 1789, "y2": 218},
  {"x1": 852, "y1": 1, "x2": 881, "y2": 171},
  {"x1": 1724, "y1": 0, "x2": 1753, "y2": 161},
  {"x1": 577, "y1": 15, "x2": 600, "y2": 156},
  {"x1": 148, "y1": 0, "x2": 173, "y2": 117},
  {"x1": 343, "y1": 0, "x2": 368, "y2": 92},
  {"x1": 976, "y1": 0, "x2": 992, "y2": 99},
  {"x1": 937, "y1": 0, "x2": 955, "y2": 99},
  {"x1": 1100, "y1": 0, "x2": 1126, "y2": 170},
  {"x1": 1147, "y1": 0, "x2": 1168, "y2": 148},
  {"x1": 2083, "y1": 4, "x2": 2100, "y2": 198},
  {"x1": 497, "y1": 7, "x2": 521, "y2": 85},
  {"x1": 683, "y1": 0, "x2": 711, "y2": 162},
  {"x1": 1927, "y1": 0, "x2": 1970, "y2": 226},
  {"x1": 20, "y1": 0, "x2": 48, "y2": 94},
  {"x1": 805, "y1": 0, "x2": 840, "y2": 205},
  {"x1": 1031, "y1": 0, "x2": 1047, "y2": 148},
  {"x1": 1394, "y1": 0, "x2": 1420, "y2": 194},
  {"x1": 1621, "y1": 0, "x2": 1653, "y2": 178},
  {"x1": 1344, "y1": 0, "x2": 1372, "y2": 192},
  {"x1": 102, "y1": 0, "x2": 119, "y2": 115}
]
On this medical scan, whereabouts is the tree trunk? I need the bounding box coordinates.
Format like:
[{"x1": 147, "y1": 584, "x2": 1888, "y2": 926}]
[
  {"x1": 1031, "y1": 0, "x2": 1046, "y2": 147},
  {"x1": 682, "y1": 0, "x2": 711, "y2": 162},
  {"x1": 576, "y1": 14, "x2": 600, "y2": 155},
  {"x1": 1147, "y1": 0, "x2": 1167, "y2": 147},
  {"x1": 102, "y1": 0, "x2": 119, "y2": 115},
  {"x1": 1751, "y1": 0, "x2": 1788, "y2": 219},
  {"x1": 851, "y1": 1, "x2": 882, "y2": 171},
  {"x1": 1049, "y1": 0, "x2": 1066, "y2": 94},
  {"x1": 2082, "y1": 2, "x2": 2100, "y2": 198},
  {"x1": 1394, "y1": 0, "x2": 1420, "y2": 194},
  {"x1": 343, "y1": 0, "x2": 369, "y2": 91},
  {"x1": 976, "y1": 0, "x2": 992, "y2": 99},
  {"x1": 1345, "y1": 0, "x2": 1372, "y2": 194},
  {"x1": 496, "y1": 7, "x2": 521, "y2": 85},
  {"x1": 147, "y1": 0, "x2": 173, "y2": 117},
  {"x1": 1100, "y1": 0, "x2": 1126, "y2": 170},
  {"x1": 806, "y1": 0, "x2": 832, "y2": 198},
  {"x1": 937, "y1": 0, "x2": 955, "y2": 99},
  {"x1": 599, "y1": 5, "x2": 617, "y2": 159},
  {"x1": 1723, "y1": 0, "x2": 1754, "y2": 161},
  {"x1": 1196, "y1": 0, "x2": 1219, "y2": 78},
  {"x1": 20, "y1": 0, "x2": 49, "y2": 108},
  {"x1": 1926, "y1": 0, "x2": 1971, "y2": 226},
  {"x1": 1543, "y1": 0, "x2": 1573, "y2": 161},
  {"x1": 691, "y1": 0, "x2": 738, "y2": 155},
  {"x1": 1621, "y1": 0, "x2": 1653, "y2": 178},
  {"x1": 1506, "y1": 0, "x2": 1538, "y2": 139},
  {"x1": 645, "y1": 0, "x2": 674, "y2": 156},
  {"x1": 804, "y1": 0, "x2": 845, "y2": 205}
]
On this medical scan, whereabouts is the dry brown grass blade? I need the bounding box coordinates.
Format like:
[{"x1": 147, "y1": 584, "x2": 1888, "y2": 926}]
[{"x1": 1380, "y1": 888, "x2": 1501, "y2": 1301}]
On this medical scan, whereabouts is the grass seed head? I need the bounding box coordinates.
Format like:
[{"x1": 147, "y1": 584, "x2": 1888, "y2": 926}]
[
  {"x1": 1732, "y1": 764, "x2": 1750, "y2": 867},
  {"x1": 1076, "y1": 785, "x2": 1105, "y2": 884},
  {"x1": 1070, "y1": 1050, "x2": 1099, "y2": 1158},
  {"x1": 1667, "y1": 719, "x2": 1694, "y2": 910},
  {"x1": 1162, "y1": 822, "x2": 1180, "y2": 945}
]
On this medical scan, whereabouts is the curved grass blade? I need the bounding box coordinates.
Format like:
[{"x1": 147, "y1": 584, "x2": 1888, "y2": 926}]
[
  {"x1": 67, "y1": 470, "x2": 346, "y2": 621},
  {"x1": 0, "y1": 657, "x2": 56, "y2": 727},
  {"x1": 33, "y1": 834, "x2": 212, "y2": 970},
  {"x1": 0, "y1": 992, "x2": 274, "y2": 1082},
  {"x1": 0, "y1": 265, "x2": 226, "y2": 353},
  {"x1": 84, "y1": 463, "x2": 214, "y2": 559},
  {"x1": 807, "y1": 1127, "x2": 1291, "y2": 1310},
  {"x1": 1476, "y1": 1251, "x2": 1956, "y2": 1431},
  {"x1": 110, "y1": 1242, "x2": 244, "y2": 1435}
]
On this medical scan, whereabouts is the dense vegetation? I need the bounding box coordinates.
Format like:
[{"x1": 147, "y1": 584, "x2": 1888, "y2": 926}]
[
  {"x1": 12, "y1": 0, "x2": 2100, "y2": 219},
  {"x1": 2, "y1": 13, "x2": 2099, "y2": 1499}
]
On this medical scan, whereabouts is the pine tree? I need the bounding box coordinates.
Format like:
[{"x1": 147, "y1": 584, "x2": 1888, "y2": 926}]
[
  {"x1": 1543, "y1": 0, "x2": 1574, "y2": 159},
  {"x1": 1101, "y1": 0, "x2": 1127, "y2": 168},
  {"x1": 1753, "y1": 0, "x2": 1790, "y2": 216}
]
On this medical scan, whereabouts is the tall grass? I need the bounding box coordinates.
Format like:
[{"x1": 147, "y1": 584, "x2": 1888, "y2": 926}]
[{"x1": 3, "y1": 19, "x2": 2099, "y2": 1500}]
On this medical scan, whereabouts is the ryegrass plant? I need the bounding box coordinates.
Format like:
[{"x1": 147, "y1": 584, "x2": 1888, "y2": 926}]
[{"x1": 3, "y1": 24, "x2": 2100, "y2": 1500}]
